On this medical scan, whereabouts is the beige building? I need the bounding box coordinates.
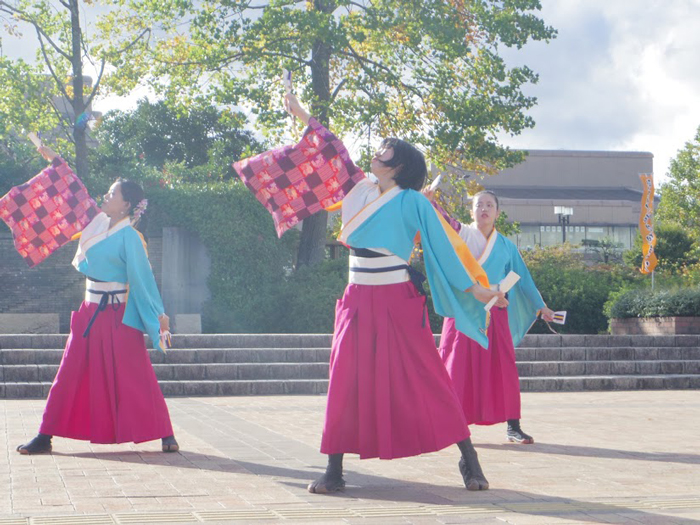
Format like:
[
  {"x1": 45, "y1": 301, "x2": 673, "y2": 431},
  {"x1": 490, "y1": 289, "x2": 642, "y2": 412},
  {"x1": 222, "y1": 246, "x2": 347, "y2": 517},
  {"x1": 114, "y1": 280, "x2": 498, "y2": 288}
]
[{"x1": 454, "y1": 150, "x2": 656, "y2": 250}]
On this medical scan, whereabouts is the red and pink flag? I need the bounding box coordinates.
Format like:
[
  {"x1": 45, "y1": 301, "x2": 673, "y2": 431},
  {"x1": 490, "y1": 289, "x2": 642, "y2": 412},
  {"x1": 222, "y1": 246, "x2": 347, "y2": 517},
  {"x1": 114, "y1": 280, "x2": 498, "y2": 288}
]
[
  {"x1": 0, "y1": 159, "x2": 99, "y2": 267},
  {"x1": 233, "y1": 118, "x2": 365, "y2": 237}
]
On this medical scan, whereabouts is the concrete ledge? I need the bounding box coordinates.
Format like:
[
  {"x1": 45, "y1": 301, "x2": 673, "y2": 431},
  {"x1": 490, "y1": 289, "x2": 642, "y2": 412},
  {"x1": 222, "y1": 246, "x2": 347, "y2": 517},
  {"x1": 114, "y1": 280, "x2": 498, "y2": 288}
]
[
  {"x1": 174, "y1": 314, "x2": 202, "y2": 334},
  {"x1": 0, "y1": 314, "x2": 59, "y2": 334},
  {"x1": 611, "y1": 317, "x2": 700, "y2": 335}
]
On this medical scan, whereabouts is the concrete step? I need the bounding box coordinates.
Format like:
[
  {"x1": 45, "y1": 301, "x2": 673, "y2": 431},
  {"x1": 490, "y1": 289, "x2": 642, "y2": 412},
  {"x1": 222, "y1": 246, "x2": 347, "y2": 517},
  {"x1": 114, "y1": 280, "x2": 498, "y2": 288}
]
[
  {"x1": 516, "y1": 360, "x2": 700, "y2": 377},
  {"x1": 0, "y1": 333, "x2": 335, "y2": 349},
  {"x1": 5, "y1": 360, "x2": 700, "y2": 383},
  {"x1": 3, "y1": 374, "x2": 700, "y2": 399},
  {"x1": 1, "y1": 333, "x2": 699, "y2": 349},
  {"x1": 0, "y1": 363, "x2": 330, "y2": 382},
  {"x1": 0, "y1": 379, "x2": 329, "y2": 398},
  {"x1": 3, "y1": 346, "x2": 699, "y2": 366},
  {"x1": 516, "y1": 347, "x2": 700, "y2": 361},
  {"x1": 0, "y1": 348, "x2": 332, "y2": 365},
  {"x1": 521, "y1": 374, "x2": 700, "y2": 392}
]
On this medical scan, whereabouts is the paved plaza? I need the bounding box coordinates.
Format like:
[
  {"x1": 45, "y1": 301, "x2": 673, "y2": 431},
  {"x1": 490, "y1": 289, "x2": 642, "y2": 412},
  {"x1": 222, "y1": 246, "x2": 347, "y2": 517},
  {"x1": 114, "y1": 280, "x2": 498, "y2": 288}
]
[{"x1": 1, "y1": 390, "x2": 699, "y2": 524}]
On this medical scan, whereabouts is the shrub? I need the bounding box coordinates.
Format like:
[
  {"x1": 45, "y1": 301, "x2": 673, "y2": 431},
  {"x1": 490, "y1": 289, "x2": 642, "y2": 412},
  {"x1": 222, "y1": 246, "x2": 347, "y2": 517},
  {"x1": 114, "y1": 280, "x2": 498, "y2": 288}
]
[
  {"x1": 607, "y1": 287, "x2": 700, "y2": 319},
  {"x1": 522, "y1": 245, "x2": 637, "y2": 334},
  {"x1": 142, "y1": 176, "x2": 301, "y2": 333}
]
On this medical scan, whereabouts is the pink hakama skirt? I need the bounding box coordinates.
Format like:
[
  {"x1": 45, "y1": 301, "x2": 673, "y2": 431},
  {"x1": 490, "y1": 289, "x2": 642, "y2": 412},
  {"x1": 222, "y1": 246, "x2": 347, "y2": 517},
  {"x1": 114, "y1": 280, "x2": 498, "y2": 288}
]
[
  {"x1": 320, "y1": 282, "x2": 469, "y2": 460},
  {"x1": 439, "y1": 307, "x2": 521, "y2": 425},
  {"x1": 39, "y1": 301, "x2": 174, "y2": 444}
]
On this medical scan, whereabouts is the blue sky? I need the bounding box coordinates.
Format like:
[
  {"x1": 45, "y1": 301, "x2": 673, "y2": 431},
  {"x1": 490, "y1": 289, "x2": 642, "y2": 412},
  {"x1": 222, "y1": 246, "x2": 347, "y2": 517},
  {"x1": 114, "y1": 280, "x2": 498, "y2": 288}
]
[
  {"x1": 3, "y1": 0, "x2": 699, "y2": 184},
  {"x1": 498, "y1": 0, "x2": 700, "y2": 184}
]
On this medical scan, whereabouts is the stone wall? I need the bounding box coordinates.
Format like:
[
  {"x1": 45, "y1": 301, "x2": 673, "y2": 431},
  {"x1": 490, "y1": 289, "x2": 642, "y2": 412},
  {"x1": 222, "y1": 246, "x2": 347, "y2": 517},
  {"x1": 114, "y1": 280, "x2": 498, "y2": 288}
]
[
  {"x1": 0, "y1": 230, "x2": 163, "y2": 333},
  {"x1": 610, "y1": 317, "x2": 700, "y2": 335}
]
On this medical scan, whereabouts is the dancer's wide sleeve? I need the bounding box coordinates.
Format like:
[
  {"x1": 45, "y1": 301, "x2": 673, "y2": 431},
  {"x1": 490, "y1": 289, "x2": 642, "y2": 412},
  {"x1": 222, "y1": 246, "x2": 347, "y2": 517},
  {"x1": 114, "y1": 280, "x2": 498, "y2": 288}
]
[
  {"x1": 121, "y1": 228, "x2": 166, "y2": 351},
  {"x1": 506, "y1": 244, "x2": 546, "y2": 347},
  {"x1": 410, "y1": 193, "x2": 492, "y2": 348}
]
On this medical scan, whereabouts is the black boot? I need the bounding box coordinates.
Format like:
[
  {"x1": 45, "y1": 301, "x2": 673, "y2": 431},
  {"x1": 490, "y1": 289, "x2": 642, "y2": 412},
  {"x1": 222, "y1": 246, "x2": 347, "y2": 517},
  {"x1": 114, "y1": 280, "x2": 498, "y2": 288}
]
[
  {"x1": 17, "y1": 433, "x2": 52, "y2": 455},
  {"x1": 457, "y1": 439, "x2": 489, "y2": 490},
  {"x1": 308, "y1": 453, "x2": 346, "y2": 494},
  {"x1": 507, "y1": 419, "x2": 534, "y2": 444},
  {"x1": 162, "y1": 435, "x2": 179, "y2": 452}
]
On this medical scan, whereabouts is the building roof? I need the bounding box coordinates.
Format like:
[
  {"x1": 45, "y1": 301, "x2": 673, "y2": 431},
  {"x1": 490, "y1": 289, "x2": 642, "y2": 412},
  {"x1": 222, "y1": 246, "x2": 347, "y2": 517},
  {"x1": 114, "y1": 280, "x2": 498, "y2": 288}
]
[{"x1": 487, "y1": 186, "x2": 659, "y2": 202}]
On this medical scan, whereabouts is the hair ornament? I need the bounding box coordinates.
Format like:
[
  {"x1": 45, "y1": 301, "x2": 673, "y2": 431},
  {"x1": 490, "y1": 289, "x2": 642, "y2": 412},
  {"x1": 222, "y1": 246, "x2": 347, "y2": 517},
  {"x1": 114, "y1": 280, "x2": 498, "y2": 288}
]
[{"x1": 133, "y1": 198, "x2": 148, "y2": 220}]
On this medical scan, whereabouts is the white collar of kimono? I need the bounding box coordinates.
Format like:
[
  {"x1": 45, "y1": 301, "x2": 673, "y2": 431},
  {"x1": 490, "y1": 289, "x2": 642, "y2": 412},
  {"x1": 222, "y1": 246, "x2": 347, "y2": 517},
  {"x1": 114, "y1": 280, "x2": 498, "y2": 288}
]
[
  {"x1": 72, "y1": 213, "x2": 131, "y2": 269},
  {"x1": 471, "y1": 222, "x2": 498, "y2": 265},
  {"x1": 338, "y1": 184, "x2": 403, "y2": 244}
]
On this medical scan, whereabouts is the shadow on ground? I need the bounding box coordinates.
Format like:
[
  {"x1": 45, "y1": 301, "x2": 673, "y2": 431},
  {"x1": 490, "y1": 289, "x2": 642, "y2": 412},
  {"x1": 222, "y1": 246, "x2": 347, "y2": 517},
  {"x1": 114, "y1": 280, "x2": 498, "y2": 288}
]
[{"x1": 52, "y1": 450, "x2": 699, "y2": 525}]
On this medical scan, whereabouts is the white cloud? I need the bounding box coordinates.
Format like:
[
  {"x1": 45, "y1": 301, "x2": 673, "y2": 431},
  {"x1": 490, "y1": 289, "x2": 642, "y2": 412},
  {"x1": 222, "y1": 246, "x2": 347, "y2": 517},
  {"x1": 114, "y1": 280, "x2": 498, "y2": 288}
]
[
  {"x1": 500, "y1": 0, "x2": 700, "y2": 184},
  {"x1": 4, "y1": 0, "x2": 700, "y2": 185}
]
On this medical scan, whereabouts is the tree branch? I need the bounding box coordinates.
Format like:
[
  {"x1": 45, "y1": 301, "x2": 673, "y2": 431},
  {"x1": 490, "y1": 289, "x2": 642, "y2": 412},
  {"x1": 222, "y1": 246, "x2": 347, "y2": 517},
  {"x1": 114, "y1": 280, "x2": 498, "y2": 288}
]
[
  {"x1": 259, "y1": 51, "x2": 311, "y2": 66},
  {"x1": 36, "y1": 30, "x2": 72, "y2": 102},
  {"x1": 0, "y1": 3, "x2": 71, "y2": 60},
  {"x1": 330, "y1": 78, "x2": 347, "y2": 103},
  {"x1": 48, "y1": 98, "x2": 77, "y2": 145},
  {"x1": 339, "y1": 44, "x2": 422, "y2": 100},
  {"x1": 113, "y1": 27, "x2": 151, "y2": 55},
  {"x1": 83, "y1": 57, "x2": 106, "y2": 109}
]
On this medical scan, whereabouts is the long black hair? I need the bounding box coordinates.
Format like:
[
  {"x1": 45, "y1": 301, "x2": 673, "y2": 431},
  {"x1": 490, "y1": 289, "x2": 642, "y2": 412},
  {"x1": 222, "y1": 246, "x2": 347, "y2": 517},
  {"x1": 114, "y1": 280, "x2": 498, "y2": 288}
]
[
  {"x1": 117, "y1": 178, "x2": 148, "y2": 237},
  {"x1": 377, "y1": 137, "x2": 427, "y2": 191}
]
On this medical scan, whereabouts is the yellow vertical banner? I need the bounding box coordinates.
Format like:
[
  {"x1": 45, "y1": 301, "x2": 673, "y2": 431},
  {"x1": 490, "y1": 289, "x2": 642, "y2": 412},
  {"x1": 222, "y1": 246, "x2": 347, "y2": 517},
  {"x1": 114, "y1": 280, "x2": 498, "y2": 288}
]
[{"x1": 638, "y1": 173, "x2": 657, "y2": 274}]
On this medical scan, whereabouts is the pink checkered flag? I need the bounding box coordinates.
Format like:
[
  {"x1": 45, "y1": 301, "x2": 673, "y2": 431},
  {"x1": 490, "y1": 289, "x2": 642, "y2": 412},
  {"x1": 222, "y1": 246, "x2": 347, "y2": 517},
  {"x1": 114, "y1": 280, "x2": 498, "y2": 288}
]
[
  {"x1": 233, "y1": 118, "x2": 366, "y2": 237},
  {"x1": 0, "y1": 159, "x2": 99, "y2": 267}
]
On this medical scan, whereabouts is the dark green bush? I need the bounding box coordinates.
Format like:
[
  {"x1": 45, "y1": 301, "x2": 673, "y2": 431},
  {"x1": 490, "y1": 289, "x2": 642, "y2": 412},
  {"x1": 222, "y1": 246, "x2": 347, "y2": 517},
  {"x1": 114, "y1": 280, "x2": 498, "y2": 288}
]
[
  {"x1": 522, "y1": 245, "x2": 637, "y2": 334},
  {"x1": 143, "y1": 177, "x2": 301, "y2": 332},
  {"x1": 607, "y1": 287, "x2": 700, "y2": 318}
]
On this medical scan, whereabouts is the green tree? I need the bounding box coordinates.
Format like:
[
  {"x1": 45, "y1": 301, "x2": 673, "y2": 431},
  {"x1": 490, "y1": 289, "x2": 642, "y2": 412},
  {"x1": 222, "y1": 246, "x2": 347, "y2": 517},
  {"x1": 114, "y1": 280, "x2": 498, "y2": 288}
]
[
  {"x1": 91, "y1": 99, "x2": 260, "y2": 181},
  {"x1": 623, "y1": 222, "x2": 697, "y2": 273},
  {"x1": 0, "y1": 57, "x2": 64, "y2": 193},
  {"x1": 585, "y1": 236, "x2": 624, "y2": 264},
  {"x1": 523, "y1": 245, "x2": 636, "y2": 334},
  {"x1": 0, "y1": 0, "x2": 149, "y2": 178},
  {"x1": 102, "y1": 0, "x2": 556, "y2": 266},
  {"x1": 658, "y1": 125, "x2": 700, "y2": 242}
]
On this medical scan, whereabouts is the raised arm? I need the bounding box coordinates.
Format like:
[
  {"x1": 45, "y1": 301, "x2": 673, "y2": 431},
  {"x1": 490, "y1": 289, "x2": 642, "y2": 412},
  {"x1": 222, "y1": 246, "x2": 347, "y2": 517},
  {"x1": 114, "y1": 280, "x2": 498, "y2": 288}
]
[{"x1": 284, "y1": 93, "x2": 312, "y2": 126}]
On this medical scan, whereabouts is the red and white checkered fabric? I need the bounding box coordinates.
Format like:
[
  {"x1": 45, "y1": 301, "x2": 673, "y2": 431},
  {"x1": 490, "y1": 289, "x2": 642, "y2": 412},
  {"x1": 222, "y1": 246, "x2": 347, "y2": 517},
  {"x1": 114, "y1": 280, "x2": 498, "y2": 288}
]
[
  {"x1": 233, "y1": 118, "x2": 365, "y2": 237},
  {"x1": 0, "y1": 159, "x2": 99, "y2": 267}
]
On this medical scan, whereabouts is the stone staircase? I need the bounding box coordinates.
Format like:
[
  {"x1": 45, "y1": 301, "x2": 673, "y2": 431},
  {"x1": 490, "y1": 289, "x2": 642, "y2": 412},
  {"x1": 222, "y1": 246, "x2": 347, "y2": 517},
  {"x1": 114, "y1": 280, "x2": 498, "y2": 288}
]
[{"x1": 1, "y1": 334, "x2": 699, "y2": 398}]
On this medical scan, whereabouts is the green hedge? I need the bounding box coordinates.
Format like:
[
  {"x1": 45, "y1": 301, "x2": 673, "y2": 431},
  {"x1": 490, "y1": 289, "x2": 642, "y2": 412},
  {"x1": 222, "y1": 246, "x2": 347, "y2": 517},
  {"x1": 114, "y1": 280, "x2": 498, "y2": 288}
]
[
  {"x1": 522, "y1": 245, "x2": 637, "y2": 334},
  {"x1": 607, "y1": 288, "x2": 700, "y2": 319},
  {"x1": 115, "y1": 167, "x2": 650, "y2": 335},
  {"x1": 142, "y1": 175, "x2": 348, "y2": 333}
]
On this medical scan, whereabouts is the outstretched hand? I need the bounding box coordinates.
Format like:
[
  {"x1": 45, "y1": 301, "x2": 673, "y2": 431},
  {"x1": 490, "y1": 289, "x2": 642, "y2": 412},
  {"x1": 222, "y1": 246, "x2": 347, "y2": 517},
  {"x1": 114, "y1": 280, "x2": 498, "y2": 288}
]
[
  {"x1": 470, "y1": 283, "x2": 507, "y2": 306},
  {"x1": 421, "y1": 188, "x2": 437, "y2": 202},
  {"x1": 37, "y1": 145, "x2": 59, "y2": 163},
  {"x1": 540, "y1": 307, "x2": 555, "y2": 322},
  {"x1": 158, "y1": 313, "x2": 170, "y2": 333},
  {"x1": 284, "y1": 93, "x2": 311, "y2": 125}
]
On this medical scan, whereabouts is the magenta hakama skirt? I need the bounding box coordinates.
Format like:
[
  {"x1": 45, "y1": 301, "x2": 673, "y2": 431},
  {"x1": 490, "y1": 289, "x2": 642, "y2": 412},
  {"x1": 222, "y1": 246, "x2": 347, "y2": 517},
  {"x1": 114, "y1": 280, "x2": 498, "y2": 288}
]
[
  {"x1": 439, "y1": 307, "x2": 521, "y2": 425},
  {"x1": 320, "y1": 282, "x2": 469, "y2": 460},
  {"x1": 39, "y1": 301, "x2": 173, "y2": 444}
]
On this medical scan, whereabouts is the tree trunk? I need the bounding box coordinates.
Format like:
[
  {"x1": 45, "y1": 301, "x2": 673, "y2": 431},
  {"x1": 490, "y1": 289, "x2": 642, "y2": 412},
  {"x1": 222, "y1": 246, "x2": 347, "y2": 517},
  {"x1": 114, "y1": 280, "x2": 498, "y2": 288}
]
[
  {"x1": 296, "y1": 0, "x2": 336, "y2": 269},
  {"x1": 69, "y1": 0, "x2": 89, "y2": 180}
]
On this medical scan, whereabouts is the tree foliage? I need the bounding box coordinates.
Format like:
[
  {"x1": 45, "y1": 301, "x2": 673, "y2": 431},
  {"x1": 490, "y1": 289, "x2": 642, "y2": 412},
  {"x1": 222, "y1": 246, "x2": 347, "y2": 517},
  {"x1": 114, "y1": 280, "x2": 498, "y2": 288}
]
[
  {"x1": 101, "y1": 0, "x2": 556, "y2": 265},
  {"x1": 90, "y1": 99, "x2": 260, "y2": 181},
  {"x1": 523, "y1": 245, "x2": 636, "y2": 334},
  {"x1": 623, "y1": 222, "x2": 697, "y2": 273},
  {"x1": 658, "y1": 125, "x2": 700, "y2": 242},
  {"x1": 0, "y1": 0, "x2": 150, "y2": 178}
]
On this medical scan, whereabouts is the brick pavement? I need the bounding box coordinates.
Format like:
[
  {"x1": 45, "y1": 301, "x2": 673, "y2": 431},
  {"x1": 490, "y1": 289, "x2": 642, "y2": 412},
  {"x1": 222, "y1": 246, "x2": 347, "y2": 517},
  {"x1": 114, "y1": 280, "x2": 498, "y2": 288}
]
[{"x1": 1, "y1": 390, "x2": 699, "y2": 524}]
